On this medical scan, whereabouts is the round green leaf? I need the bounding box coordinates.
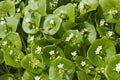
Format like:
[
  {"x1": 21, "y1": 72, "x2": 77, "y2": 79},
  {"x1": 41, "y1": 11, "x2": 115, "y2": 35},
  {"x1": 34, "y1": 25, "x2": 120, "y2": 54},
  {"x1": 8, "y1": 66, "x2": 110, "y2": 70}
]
[
  {"x1": 99, "y1": 0, "x2": 120, "y2": 23},
  {"x1": 1, "y1": 32, "x2": 22, "y2": 50},
  {"x1": 53, "y1": 3, "x2": 75, "y2": 22},
  {"x1": 87, "y1": 38, "x2": 116, "y2": 67},
  {"x1": 42, "y1": 45, "x2": 65, "y2": 66},
  {"x1": 43, "y1": 14, "x2": 62, "y2": 35},
  {"x1": 105, "y1": 54, "x2": 120, "y2": 80},
  {"x1": 2, "y1": 48, "x2": 24, "y2": 68},
  {"x1": 49, "y1": 57, "x2": 75, "y2": 80},
  {"x1": 78, "y1": 0, "x2": 99, "y2": 15},
  {"x1": 22, "y1": 12, "x2": 41, "y2": 34},
  {"x1": 24, "y1": 0, "x2": 46, "y2": 16},
  {"x1": 21, "y1": 54, "x2": 45, "y2": 74}
]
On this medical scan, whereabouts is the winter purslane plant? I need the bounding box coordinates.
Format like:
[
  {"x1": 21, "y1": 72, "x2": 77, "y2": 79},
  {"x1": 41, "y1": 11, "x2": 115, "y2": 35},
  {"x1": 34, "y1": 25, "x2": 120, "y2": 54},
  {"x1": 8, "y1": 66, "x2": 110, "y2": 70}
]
[{"x1": 0, "y1": 0, "x2": 120, "y2": 80}]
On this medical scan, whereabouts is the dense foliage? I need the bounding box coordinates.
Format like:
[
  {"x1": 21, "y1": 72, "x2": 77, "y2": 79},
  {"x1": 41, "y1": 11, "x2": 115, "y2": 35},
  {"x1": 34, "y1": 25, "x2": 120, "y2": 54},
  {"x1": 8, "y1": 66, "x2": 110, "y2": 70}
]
[{"x1": 0, "y1": 0, "x2": 120, "y2": 80}]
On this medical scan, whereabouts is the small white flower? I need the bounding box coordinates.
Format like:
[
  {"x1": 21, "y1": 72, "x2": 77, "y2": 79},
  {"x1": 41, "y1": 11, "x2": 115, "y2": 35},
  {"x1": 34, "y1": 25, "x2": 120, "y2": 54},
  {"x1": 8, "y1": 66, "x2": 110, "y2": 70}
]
[
  {"x1": 0, "y1": 20, "x2": 6, "y2": 25},
  {"x1": 71, "y1": 51, "x2": 77, "y2": 56},
  {"x1": 100, "y1": 19, "x2": 105, "y2": 27},
  {"x1": 81, "y1": 61, "x2": 86, "y2": 66},
  {"x1": 80, "y1": 28, "x2": 88, "y2": 35},
  {"x1": 25, "y1": 18, "x2": 30, "y2": 23},
  {"x1": 115, "y1": 63, "x2": 120, "y2": 73},
  {"x1": 34, "y1": 76, "x2": 40, "y2": 80},
  {"x1": 49, "y1": 50, "x2": 55, "y2": 55},
  {"x1": 65, "y1": 33, "x2": 74, "y2": 41},
  {"x1": 9, "y1": 50, "x2": 13, "y2": 55},
  {"x1": 73, "y1": 3, "x2": 77, "y2": 7},
  {"x1": 17, "y1": 8, "x2": 20, "y2": 13},
  {"x1": 50, "y1": 2, "x2": 56, "y2": 8},
  {"x1": 108, "y1": 9, "x2": 118, "y2": 15},
  {"x1": 2, "y1": 41, "x2": 7, "y2": 46},
  {"x1": 57, "y1": 63, "x2": 64, "y2": 69},
  {"x1": 49, "y1": 19, "x2": 54, "y2": 24},
  {"x1": 35, "y1": 46, "x2": 42, "y2": 54},
  {"x1": 79, "y1": 2, "x2": 84, "y2": 12},
  {"x1": 29, "y1": 36, "x2": 34, "y2": 41},
  {"x1": 60, "y1": 10, "x2": 65, "y2": 14},
  {"x1": 107, "y1": 31, "x2": 113, "y2": 37},
  {"x1": 95, "y1": 45, "x2": 102, "y2": 55}
]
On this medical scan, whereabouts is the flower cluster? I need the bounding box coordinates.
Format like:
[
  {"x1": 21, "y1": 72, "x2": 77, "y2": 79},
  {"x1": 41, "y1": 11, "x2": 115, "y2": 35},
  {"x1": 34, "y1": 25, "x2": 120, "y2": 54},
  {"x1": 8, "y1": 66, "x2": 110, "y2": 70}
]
[
  {"x1": 65, "y1": 33, "x2": 74, "y2": 41},
  {"x1": 95, "y1": 45, "x2": 103, "y2": 55}
]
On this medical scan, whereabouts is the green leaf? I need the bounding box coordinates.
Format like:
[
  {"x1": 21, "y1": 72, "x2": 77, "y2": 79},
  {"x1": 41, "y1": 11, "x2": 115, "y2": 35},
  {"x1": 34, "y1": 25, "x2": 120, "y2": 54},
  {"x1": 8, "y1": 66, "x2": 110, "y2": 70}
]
[
  {"x1": 79, "y1": 21, "x2": 96, "y2": 44},
  {"x1": 22, "y1": 71, "x2": 36, "y2": 80},
  {"x1": 49, "y1": 57, "x2": 75, "y2": 80},
  {"x1": 21, "y1": 54, "x2": 45, "y2": 74},
  {"x1": 5, "y1": 16, "x2": 19, "y2": 32},
  {"x1": 0, "y1": 74, "x2": 13, "y2": 80},
  {"x1": 1, "y1": 32, "x2": 22, "y2": 50},
  {"x1": 42, "y1": 45, "x2": 65, "y2": 66},
  {"x1": 43, "y1": 14, "x2": 62, "y2": 35},
  {"x1": 99, "y1": 0, "x2": 120, "y2": 23},
  {"x1": 87, "y1": 37, "x2": 116, "y2": 67},
  {"x1": 105, "y1": 54, "x2": 120, "y2": 80},
  {"x1": 115, "y1": 19, "x2": 120, "y2": 35},
  {"x1": 78, "y1": 0, "x2": 99, "y2": 15},
  {"x1": 24, "y1": 0, "x2": 46, "y2": 16},
  {"x1": 77, "y1": 70, "x2": 92, "y2": 80},
  {"x1": 53, "y1": 3, "x2": 75, "y2": 22},
  {"x1": 0, "y1": 49, "x2": 4, "y2": 64},
  {"x1": 22, "y1": 12, "x2": 41, "y2": 34},
  {"x1": 3, "y1": 48, "x2": 24, "y2": 68}
]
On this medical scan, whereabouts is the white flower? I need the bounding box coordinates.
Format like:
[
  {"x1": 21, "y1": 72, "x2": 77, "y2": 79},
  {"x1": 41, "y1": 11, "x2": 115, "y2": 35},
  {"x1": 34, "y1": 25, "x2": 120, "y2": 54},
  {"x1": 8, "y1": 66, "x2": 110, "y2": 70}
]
[
  {"x1": 0, "y1": 20, "x2": 6, "y2": 25},
  {"x1": 34, "y1": 76, "x2": 40, "y2": 80},
  {"x1": 50, "y1": 19, "x2": 54, "y2": 25},
  {"x1": 49, "y1": 50, "x2": 55, "y2": 55},
  {"x1": 29, "y1": 36, "x2": 34, "y2": 41},
  {"x1": 60, "y1": 10, "x2": 65, "y2": 14},
  {"x1": 79, "y1": 2, "x2": 84, "y2": 12},
  {"x1": 71, "y1": 51, "x2": 77, "y2": 56},
  {"x1": 73, "y1": 3, "x2": 77, "y2": 7},
  {"x1": 81, "y1": 61, "x2": 86, "y2": 66},
  {"x1": 65, "y1": 33, "x2": 74, "y2": 41},
  {"x1": 115, "y1": 63, "x2": 120, "y2": 73},
  {"x1": 9, "y1": 50, "x2": 13, "y2": 55},
  {"x1": 95, "y1": 45, "x2": 102, "y2": 55},
  {"x1": 80, "y1": 28, "x2": 88, "y2": 35},
  {"x1": 17, "y1": 8, "x2": 20, "y2": 13},
  {"x1": 107, "y1": 31, "x2": 113, "y2": 37},
  {"x1": 2, "y1": 41, "x2": 7, "y2": 46},
  {"x1": 25, "y1": 18, "x2": 30, "y2": 23},
  {"x1": 100, "y1": 19, "x2": 105, "y2": 27},
  {"x1": 57, "y1": 63, "x2": 64, "y2": 69},
  {"x1": 35, "y1": 46, "x2": 42, "y2": 54},
  {"x1": 108, "y1": 9, "x2": 118, "y2": 15}
]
